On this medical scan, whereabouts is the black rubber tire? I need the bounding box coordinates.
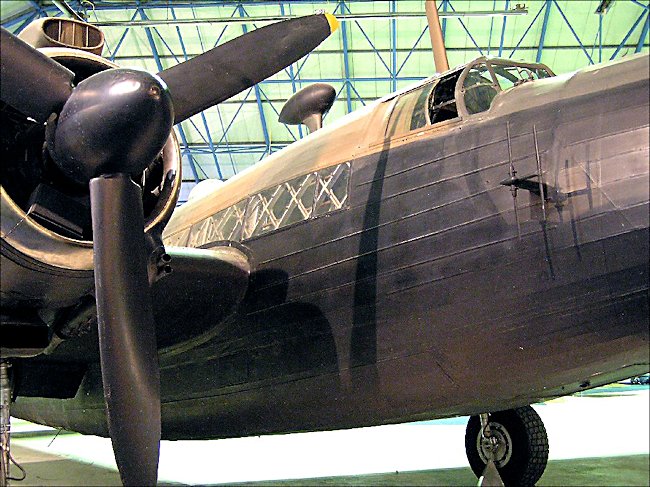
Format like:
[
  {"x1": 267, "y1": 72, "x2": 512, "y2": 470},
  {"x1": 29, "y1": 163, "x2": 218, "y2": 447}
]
[{"x1": 465, "y1": 406, "x2": 549, "y2": 486}]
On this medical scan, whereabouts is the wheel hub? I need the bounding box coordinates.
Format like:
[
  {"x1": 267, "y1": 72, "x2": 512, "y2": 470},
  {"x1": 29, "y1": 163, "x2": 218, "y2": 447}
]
[{"x1": 477, "y1": 421, "x2": 513, "y2": 468}]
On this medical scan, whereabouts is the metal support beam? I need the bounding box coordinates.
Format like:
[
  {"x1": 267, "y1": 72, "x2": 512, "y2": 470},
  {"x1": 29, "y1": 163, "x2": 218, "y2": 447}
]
[
  {"x1": 52, "y1": 0, "x2": 85, "y2": 21},
  {"x1": 446, "y1": 1, "x2": 484, "y2": 55},
  {"x1": 552, "y1": 0, "x2": 594, "y2": 64},
  {"x1": 509, "y1": 3, "x2": 546, "y2": 58},
  {"x1": 396, "y1": 25, "x2": 429, "y2": 76},
  {"x1": 1, "y1": 10, "x2": 37, "y2": 30},
  {"x1": 261, "y1": 76, "x2": 425, "y2": 84},
  {"x1": 353, "y1": 21, "x2": 391, "y2": 73},
  {"x1": 202, "y1": 5, "x2": 239, "y2": 171},
  {"x1": 108, "y1": 10, "x2": 140, "y2": 62},
  {"x1": 214, "y1": 89, "x2": 254, "y2": 147},
  {"x1": 173, "y1": 7, "x2": 231, "y2": 172},
  {"x1": 257, "y1": 88, "x2": 299, "y2": 140},
  {"x1": 499, "y1": 0, "x2": 510, "y2": 56},
  {"x1": 187, "y1": 6, "x2": 223, "y2": 177},
  {"x1": 20, "y1": 0, "x2": 641, "y2": 186},
  {"x1": 90, "y1": 9, "x2": 528, "y2": 28},
  {"x1": 536, "y1": 1, "x2": 552, "y2": 62},
  {"x1": 109, "y1": 42, "x2": 613, "y2": 62},
  {"x1": 391, "y1": 0, "x2": 397, "y2": 91},
  {"x1": 211, "y1": 5, "x2": 237, "y2": 48},
  {"x1": 610, "y1": 8, "x2": 647, "y2": 59},
  {"x1": 28, "y1": 0, "x2": 48, "y2": 17},
  {"x1": 253, "y1": 85, "x2": 271, "y2": 158},
  {"x1": 599, "y1": 11, "x2": 603, "y2": 62},
  {"x1": 487, "y1": 0, "x2": 496, "y2": 55},
  {"x1": 15, "y1": 13, "x2": 38, "y2": 34},
  {"x1": 635, "y1": 11, "x2": 649, "y2": 53},
  {"x1": 180, "y1": 139, "x2": 201, "y2": 182},
  {"x1": 171, "y1": 7, "x2": 222, "y2": 178},
  {"x1": 213, "y1": 108, "x2": 237, "y2": 173},
  {"x1": 340, "y1": 1, "x2": 353, "y2": 114}
]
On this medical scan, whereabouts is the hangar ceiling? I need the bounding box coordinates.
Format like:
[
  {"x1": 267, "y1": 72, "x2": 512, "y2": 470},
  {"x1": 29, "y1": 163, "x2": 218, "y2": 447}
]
[{"x1": 2, "y1": 0, "x2": 649, "y2": 202}]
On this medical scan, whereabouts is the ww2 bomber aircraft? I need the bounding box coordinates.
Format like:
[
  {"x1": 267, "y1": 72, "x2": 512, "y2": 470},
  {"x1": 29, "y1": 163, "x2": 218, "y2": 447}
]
[{"x1": 1, "y1": 8, "x2": 648, "y2": 487}]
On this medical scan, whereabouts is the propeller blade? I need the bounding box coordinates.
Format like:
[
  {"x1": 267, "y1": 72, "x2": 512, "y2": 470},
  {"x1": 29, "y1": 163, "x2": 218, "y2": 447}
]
[
  {"x1": 0, "y1": 27, "x2": 74, "y2": 122},
  {"x1": 158, "y1": 13, "x2": 339, "y2": 124},
  {"x1": 47, "y1": 65, "x2": 173, "y2": 486},
  {"x1": 90, "y1": 174, "x2": 161, "y2": 486}
]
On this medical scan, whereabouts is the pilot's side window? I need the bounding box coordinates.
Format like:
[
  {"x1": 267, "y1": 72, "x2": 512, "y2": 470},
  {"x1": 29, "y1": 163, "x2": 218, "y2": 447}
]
[
  {"x1": 429, "y1": 74, "x2": 459, "y2": 123},
  {"x1": 385, "y1": 82, "x2": 434, "y2": 139},
  {"x1": 385, "y1": 72, "x2": 465, "y2": 140}
]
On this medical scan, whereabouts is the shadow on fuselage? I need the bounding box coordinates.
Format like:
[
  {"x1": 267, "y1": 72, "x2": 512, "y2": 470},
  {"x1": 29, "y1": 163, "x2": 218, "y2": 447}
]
[
  {"x1": 238, "y1": 268, "x2": 340, "y2": 387},
  {"x1": 350, "y1": 141, "x2": 391, "y2": 387}
]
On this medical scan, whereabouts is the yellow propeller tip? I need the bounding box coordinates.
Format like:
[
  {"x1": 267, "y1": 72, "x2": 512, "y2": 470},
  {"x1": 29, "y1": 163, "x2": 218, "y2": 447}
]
[{"x1": 325, "y1": 13, "x2": 339, "y2": 33}]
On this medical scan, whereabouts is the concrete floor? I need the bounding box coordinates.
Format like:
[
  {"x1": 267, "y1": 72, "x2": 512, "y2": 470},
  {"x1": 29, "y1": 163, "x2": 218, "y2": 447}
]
[{"x1": 7, "y1": 384, "x2": 649, "y2": 486}]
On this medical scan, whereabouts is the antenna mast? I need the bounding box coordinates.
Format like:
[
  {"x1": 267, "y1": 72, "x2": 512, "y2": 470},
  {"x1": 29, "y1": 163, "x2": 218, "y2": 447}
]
[{"x1": 425, "y1": 0, "x2": 450, "y2": 73}]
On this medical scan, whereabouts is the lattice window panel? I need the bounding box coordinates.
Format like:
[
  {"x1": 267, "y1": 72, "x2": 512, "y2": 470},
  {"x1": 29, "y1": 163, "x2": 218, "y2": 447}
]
[
  {"x1": 165, "y1": 227, "x2": 190, "y2": 247},
  {"x1": 243, "y1": 173, "x2": 317, "y2": 239},
  {"x1": 314, "y1": 162, "x2": 351, "y2": 217},
  {"x1": 187, "y1": 200, "x2": 247, "y2": 247}
]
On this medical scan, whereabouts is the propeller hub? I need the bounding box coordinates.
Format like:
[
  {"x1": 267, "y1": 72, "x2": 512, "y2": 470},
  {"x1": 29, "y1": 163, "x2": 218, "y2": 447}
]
[{"x1": 50, "y1": 68, "x2": 174, "y2": 184}]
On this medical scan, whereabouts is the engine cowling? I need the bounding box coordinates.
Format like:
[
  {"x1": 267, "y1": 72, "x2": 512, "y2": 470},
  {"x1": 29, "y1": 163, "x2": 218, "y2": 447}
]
[{"x1": 1, "y1": 46, "x2": 181, "y2": 310}]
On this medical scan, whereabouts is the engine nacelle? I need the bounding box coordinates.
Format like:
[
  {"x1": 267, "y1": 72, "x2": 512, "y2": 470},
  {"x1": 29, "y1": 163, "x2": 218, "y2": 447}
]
[{"x1": 1, "y1": 46, "x2": 182, "y2": 310}]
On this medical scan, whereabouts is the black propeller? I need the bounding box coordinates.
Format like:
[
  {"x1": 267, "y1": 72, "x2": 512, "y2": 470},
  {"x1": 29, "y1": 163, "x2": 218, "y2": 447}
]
[
  {"x1": 159, "y1": 13, "x2": 339, "y2": 124},
  {"x1": 0, "y1": 13, "x2": 338, "y2": 486},
  {"x1": 0, "y1": 28, "x2": 74, "y2": 123},
  {"x1": 58, "y1": 69, "x2": 172, "y2": 486}
]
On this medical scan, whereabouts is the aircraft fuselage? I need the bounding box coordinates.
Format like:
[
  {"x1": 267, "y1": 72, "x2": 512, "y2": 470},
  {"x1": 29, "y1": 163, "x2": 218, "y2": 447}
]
[{"x1": 11, "y1": 55, "x2": 650, "y2": 440}]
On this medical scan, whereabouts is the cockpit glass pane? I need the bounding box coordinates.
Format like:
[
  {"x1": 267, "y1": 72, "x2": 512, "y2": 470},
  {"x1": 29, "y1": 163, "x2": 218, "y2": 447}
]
[
  {"x1": 463, "y1": 63, "x2": 494, "y2": 88},
  {"x1": 385, "y1": 69, "x2": 466, "y2": 139},
  {"x1": 385, "y1": 82, "x2": 434, "y2": 138},
  {"x1": 463, "y1": 63, "x2": 498, "y2": 115},
  {"x1": 533, "y1": 67, "x2": 553, "y2": 79},
  {"x1": 410, "y1": 85, "x2": 433, "y2": 131},
  {"x1": 491, "y1": 64, "x2": 552, "y2": 91},
  {"x1": 428, "y1": 74, "x2": 459, "y2": 124}
]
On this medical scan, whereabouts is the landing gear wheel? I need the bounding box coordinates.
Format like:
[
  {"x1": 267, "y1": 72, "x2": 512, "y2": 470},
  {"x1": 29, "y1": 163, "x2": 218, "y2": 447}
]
[{"x1": 465, "y1": 406, "x2": 549, "y2": 486}]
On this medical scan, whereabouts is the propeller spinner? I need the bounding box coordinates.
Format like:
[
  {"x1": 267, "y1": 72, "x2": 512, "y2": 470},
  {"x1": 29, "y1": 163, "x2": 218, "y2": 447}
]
[{"x1": 1, "y1": 13, "x2": 338, "y2": 486}]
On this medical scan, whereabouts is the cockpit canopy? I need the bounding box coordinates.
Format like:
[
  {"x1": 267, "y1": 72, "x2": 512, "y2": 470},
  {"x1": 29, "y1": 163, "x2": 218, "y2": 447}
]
[{"x1": 386, "y1": 57, "x2": 554, "y2": 138}]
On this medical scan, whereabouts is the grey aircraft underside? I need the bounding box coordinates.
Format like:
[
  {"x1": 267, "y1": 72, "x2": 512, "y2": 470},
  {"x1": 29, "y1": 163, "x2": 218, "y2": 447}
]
[{"x1": 1, "y1": 12, "x2": 648, "y2": 487}]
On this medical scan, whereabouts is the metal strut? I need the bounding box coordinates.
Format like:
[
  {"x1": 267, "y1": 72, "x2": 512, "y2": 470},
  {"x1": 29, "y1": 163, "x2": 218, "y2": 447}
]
[
  {"x1": 533, "y1": 125, "x2": 556, "y2": 280},
  {"x1": 0, "y1": 361, "x2": 25, "y2": 486},
  {"x1": 0, "y1": 361, "x2": 11, "y2": 486},
  {"x1": 478, "y1": 413, "x2": 504, "y2": 487},
  {"x1": 505, "y1": 121, "x2": 521, "y2": 240}
]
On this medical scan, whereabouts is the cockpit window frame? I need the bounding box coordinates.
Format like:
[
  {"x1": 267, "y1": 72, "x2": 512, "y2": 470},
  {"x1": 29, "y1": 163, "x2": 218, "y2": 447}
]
[
  {"x1": 456, "y1": 57, "x2": 554, "y2": 117},
  {"x1": 488, "y1": 58, "x2": 555, "y2": 91},
  {"x1": 381, "y1": 56, "x2": 555, "y2": 142},
  {"x1": 383, "y1": 67, "x2": 465, "y2": 141},
  {"x1": 456, "y1": 61, "x2": 500, "y2": 117}
]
